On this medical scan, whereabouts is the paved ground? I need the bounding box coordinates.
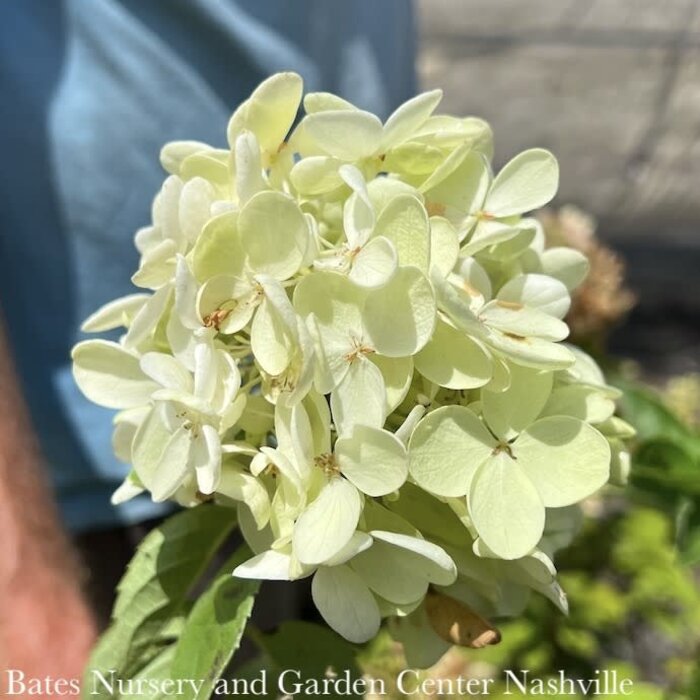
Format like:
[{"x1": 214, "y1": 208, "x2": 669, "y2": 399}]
[
  {"x1": 417, "y1": 0, "x2": 700, "y2": 371},
  {"x1": 417, "y1": 0, "x2": 700, "y2": 244}
]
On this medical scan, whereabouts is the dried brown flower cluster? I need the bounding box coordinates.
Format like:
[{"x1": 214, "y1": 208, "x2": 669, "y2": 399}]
[{"x1": 538, "y1": 206, "x2": 636, "y2": 345}]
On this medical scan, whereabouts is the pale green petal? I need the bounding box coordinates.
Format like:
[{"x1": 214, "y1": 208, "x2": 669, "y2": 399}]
[
  {"x1": 238, "y1": 503, "x2": 274, "y2": 555},
  {"x1": 220, "y1": 393, "x2": 247, "y2": 433},
  {"x1": 227, "y1": 71, "x2": 303, "y2": 152},
  {"x1": 408, "y1": 406, "x2": 495, "y2": 497},
  {"x1": 564, "y1": 345, "x2": 608, "y2": 387},
  {"x1": 469, "y1": 452, "x2": 545, "y2": 560},
  {"x1": 154, "y1": 175, "x2": 184, "y2": 242},
  {"x1": 540, "y1": 247, "x2": 590, "y2": 291},
  {"x1": 140, "y1": 352, "x2": 192, "y2": 392},
  {"x1": 541, "y1": 385, "x2": 616, "y2": 424},
  {"x1": 124, "y1": 285, "x2": 171, "y2": 349},
  {"x1": 234, "y1": 131, "x2": 266, "y2": 205},
  {"x1": 293, "y1": 478, "x2": 362, "y2": 565},
  {"x1": 111, "y1": 473, "x2": 145, "y2": 505},
  {"x1": 303, "y1": 92, "x2": 358, "y2": 113},
  {"x1": 323, "y1": 532, "x2": 374, "y2": 567},
  {"x1": 478, "y1": 222, "x2": 536, "y2": 262},
  {"x1": 300, "y1": 109, "x2": 383, "y2": 160},
  {"x1": 485, "y1": 328, "x2": 575, "y2": 370},
  {"x1": 350, "y1": 542, "x2": 430, "y2": 605},
  {"x1": 112, "y1": 406, "x2": 149, "y2": 463},
  {"x1": 497, "y1": 273, "x2": 571, "y2": 319},
  {"x1": 275, "y1": 399, "x2": 315, "y2": 475},
  {"x1": 173, "y1": 255, "x2": 200, "y2": 330},
  {"x1": 302, "y1": 390, "x2": 332, "y2": 456},
  {"x1": 460, "y1": 221, "x2": 521, "y2": 257},
  {"x1": 160, "y1": 140, "x2": 212, "y2": 176},
  {"x1": 381, "y1": 89, "x2": 442, "y2": 150},
  {"x1": 349, "y1": 236, "x2": 398, "y2": 288},
  {"x1": 131, "y1": 238, "x2": 177, "y2": 289},
  {"x1": 485, "y1": 148, "x2": 558, "y2": 217},
  {"x1": 166, "y1": 311, "x2": 198, "y2": 371},
  {"x1": 335, "y1": 425, "x2": 408, "y2": 496},
  {"x1": 415, "y1": 318, "x2": 492, "y2": 389},
  {"x1": 239, "y1": 191, "x2": 308, "y2": 280},
  {"x1": 374, "y1": 194, "x2": 430, "y2": 272},
  {"x1": 369, "y1": 354, "x2": 413, "y2": 412},
  {"x1": 81, "y1": 294, "x2": 149, "y2": 333},
  {"x1": 484, "y1": 356, "x2": 511, "y2": 393},
  {"x1": 395, "y1": 405, "x2": 427, "y2": 446},
  {"x1": 148, "y1": 424, "x2": 193, "y2": 502},
  {"x1": 330, "y1": 357, "x2": 386, "y2": 435},
  {"x1": 371, "y1": 531, "x2": 457, "y2": 586},
  {"x1": 516, "y1": 417, "x2": 610, "y2": 507},
  {"x1": 197, "y1": 275, "x2": 260, "y2": 335},
  {"x1": 72, "y1": 340, "x2": 158, "y2": 409},
  {"x1": 294, "y1": 270, "x2": 366, "y2": 333},
  {"x1": 367, "y1": 177, "x2": 417, "y2": 215},
  {"x1": 233, "y1": 550, "x2": 292, "y2": 581},
  {"x1": 179, "y1": 176, "x2": 215, "y2": 242},
  {"x1": 429, "y1": 216, "x2": 460, "y2": 278},
  {"x1": 218, "y1": 464, "x2": 271, "y2": 529},
  {"x1": 179, "y1": 150, "x2": 230, "y2": 190},
  {"x1": 192, "y1": 424, "x2": 222, "y2": 494},
  {"x1": 289, "y1": 156, "x2": 343, "y2": 195},
  {"x1": 250, "y1": 281, "x2": 298, "y2": 377},
  {"x1": 481, "y1": 363, "x2": 553, "y2": 440},
  {"x1": 382, "y1": 141, "x2": 444, "y2": 176},
  {"x1": 364, "y1": 267, "x2": 436, "y2": 357},
  {"x1": 480, "y1": 300, "x2": 569, "y2": 342},
  {"x1": 421, "y1": 148, "x2": 490, "y2": 222},
  {"x1": 312, "y1": 565, "x2": 380, "y2": 643},
  {"x1": 193, "y1": 339, "x2": 217, "y2": 404},
  {"x1": 132, "y1": 406, "x2": 169, "y2": 486},
  {"x1": 191, "y1": 212, "x2": 245, "y2": 282},
  {"x1": 453, "y1": 258, "x2": 492, "y2": 305},
  {"x1": 340, "y1": 166, "x2": 374, "y2": 248},
  {"x1": 306, "y1": 316, "x2": 352, "y2": 394}
]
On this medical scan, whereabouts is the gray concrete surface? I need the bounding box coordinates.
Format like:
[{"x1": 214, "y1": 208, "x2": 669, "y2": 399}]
[{"x1": 417, "y1": 0, "x2": 700, "y2": 245}]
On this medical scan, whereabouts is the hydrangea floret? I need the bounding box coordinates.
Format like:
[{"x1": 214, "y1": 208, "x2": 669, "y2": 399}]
[{"x1": 72, "y1": 72, "x2": 632, "y2": 662}]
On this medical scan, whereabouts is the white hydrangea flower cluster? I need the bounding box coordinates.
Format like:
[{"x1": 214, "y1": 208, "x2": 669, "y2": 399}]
[{"x1": 72, "y1": 73, "x2": 633, "y2": 659}]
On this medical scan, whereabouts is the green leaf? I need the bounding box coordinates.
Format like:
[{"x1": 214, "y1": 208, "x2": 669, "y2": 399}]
[
  {"x1": 260, "y1": 621, "x2": 362, "y2": 698},
  {"x1": 170, "y1": 546, "x2": 259, "y2": 699},
  {"x1": 85, "y1": 506, "x2": 237, "y2": 689},
  {"x1": 118, "y1": 644, "x2": 178, "y2": 700},
  {"x1": 632, "y1": 438, "x2": 700, "y2": 496},
  {"x1": 616, "y1": 379, "x2": 695, "y2": 446}
]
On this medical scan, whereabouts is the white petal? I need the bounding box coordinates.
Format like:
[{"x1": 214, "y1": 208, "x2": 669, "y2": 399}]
[
  {"x1": 312, "y1": 565, "x2": 380, "y2": 643},
  {"x1": 234, "y1": 550, "x2": 293, "y2": 581},
  {"x1": 192, "y1": 424, "x2": 222, "y2": 494},
  {"x1": 335, "y1": 425, "x2": 408, "y2": 497},
  {"x1": 293, "y1": 478, "x2": 362, "y2": 566},
  {"x1": 72, "y1": 340, "x2": 158, "y2": 409}
]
